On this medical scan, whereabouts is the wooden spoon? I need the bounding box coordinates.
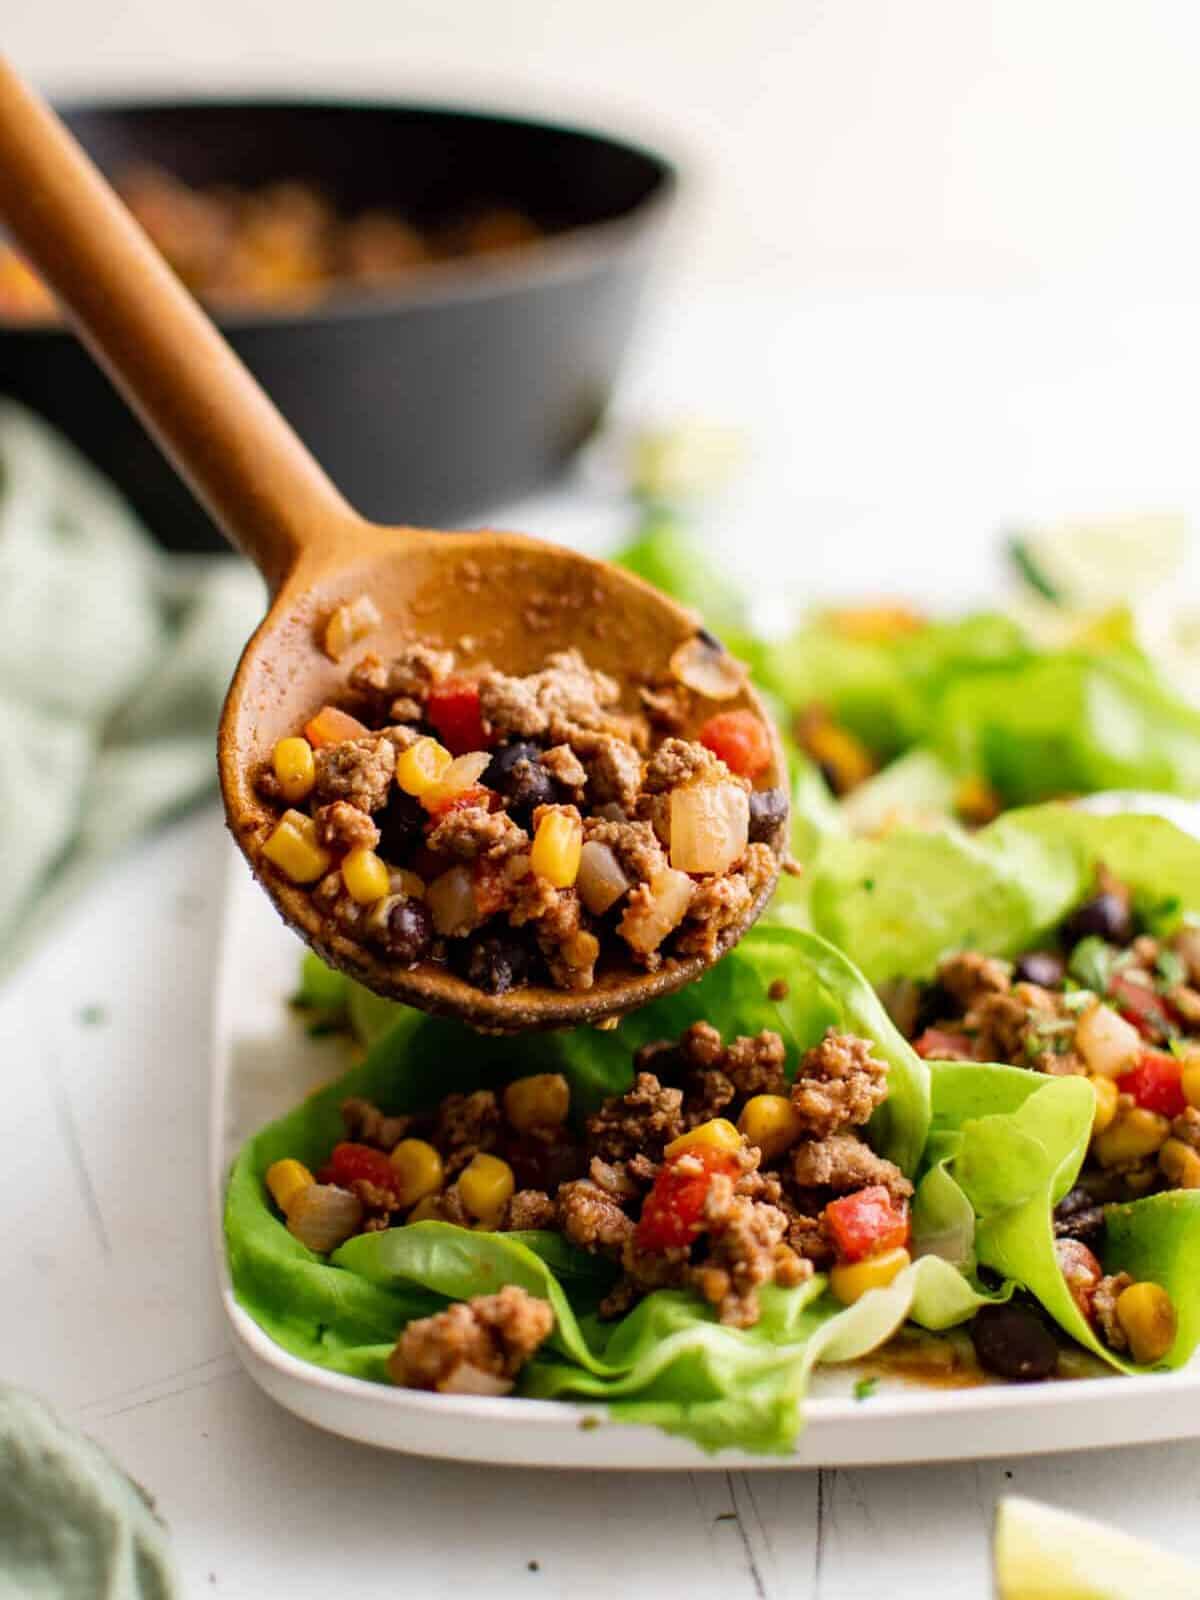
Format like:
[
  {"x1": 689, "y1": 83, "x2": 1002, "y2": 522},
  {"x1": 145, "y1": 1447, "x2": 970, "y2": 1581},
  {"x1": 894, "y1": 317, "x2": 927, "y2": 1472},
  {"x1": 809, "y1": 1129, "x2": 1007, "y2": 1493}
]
[{"x1": 0, "y1": 61, "x2": 789, "y2": 1031}]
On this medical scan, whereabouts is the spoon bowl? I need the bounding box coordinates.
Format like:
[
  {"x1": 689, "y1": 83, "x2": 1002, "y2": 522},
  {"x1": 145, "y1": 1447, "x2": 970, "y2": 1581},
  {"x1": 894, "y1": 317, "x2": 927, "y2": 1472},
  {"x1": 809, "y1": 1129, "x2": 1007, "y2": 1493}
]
[{"x1": 0, "y1": 59, "x2": 788, "y2": 1031}]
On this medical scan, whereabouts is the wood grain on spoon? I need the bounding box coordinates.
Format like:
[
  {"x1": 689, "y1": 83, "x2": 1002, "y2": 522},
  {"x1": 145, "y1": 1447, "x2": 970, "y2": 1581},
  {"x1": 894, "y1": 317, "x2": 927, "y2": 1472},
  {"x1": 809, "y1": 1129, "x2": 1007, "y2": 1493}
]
[{"x1": 0, "y1": 59, "x2": 788, "y2": 1031}]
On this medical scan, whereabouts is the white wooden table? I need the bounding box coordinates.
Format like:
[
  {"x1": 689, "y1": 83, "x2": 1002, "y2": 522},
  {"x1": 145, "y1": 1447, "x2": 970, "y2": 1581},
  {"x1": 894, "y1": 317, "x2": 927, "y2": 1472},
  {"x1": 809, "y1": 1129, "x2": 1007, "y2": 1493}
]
[{"x1": 8, "y1": 291, "x2": 1200, "y2": 1595}]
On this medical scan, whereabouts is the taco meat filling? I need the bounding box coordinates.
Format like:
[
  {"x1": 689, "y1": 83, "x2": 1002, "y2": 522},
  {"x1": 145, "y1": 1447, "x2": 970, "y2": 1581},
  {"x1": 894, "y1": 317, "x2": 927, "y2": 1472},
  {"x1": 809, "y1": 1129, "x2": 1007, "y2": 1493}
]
[
  {"x1": 890, "y1": 864, "x2": 1194, "y2": 1370},
  {"x1": 264, "y1": 1023, "x2": 913, "y2": 1392},
  {"x1": 255, "y1": 612, "x2": 787, "y2": 995}
]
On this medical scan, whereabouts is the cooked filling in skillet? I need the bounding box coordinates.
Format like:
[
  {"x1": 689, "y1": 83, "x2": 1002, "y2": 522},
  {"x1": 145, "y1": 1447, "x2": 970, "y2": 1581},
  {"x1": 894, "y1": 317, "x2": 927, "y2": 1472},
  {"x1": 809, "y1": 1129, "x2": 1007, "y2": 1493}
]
[
  {"x1": 0, "y1": 164, "x2": 548, "y2": 321},
  {"x1": 887, "y1": 865, "x2": 1195, "y2": 1373},
  {"x1": 264, "y1": 1021, "x2": 913, "y2": 1392},
  {"x1": 255, "y1": 608, "x2": 786, "y2": 995}
]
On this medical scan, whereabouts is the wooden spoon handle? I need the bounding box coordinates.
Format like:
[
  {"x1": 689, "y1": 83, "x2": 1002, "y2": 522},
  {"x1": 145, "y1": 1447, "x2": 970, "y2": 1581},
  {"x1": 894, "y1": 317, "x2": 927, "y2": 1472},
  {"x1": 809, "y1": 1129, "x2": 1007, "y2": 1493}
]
[{"x1": 0, "y1": 60, "x2": 358, "y2": 591}]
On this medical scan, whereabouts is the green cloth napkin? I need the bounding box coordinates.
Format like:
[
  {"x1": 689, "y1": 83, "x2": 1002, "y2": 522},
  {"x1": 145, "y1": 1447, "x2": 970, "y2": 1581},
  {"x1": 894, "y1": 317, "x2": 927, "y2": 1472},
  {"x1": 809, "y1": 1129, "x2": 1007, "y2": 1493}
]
[
  {"x1": 0, "y1": 1389, "x2": 178, "y2": 1599},
  {"x1": 0, "y1": 400, "x2": 264, "y2": 980}
]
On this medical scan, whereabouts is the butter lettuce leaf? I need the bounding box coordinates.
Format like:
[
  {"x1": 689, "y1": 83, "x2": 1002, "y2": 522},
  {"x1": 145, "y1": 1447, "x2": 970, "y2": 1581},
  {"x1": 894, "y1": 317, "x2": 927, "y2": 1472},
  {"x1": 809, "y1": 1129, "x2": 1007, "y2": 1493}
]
[
  {"x1": 930, "y1": 1063, "x2": 1200, "y2": 1373},
  {"x1": 809, "y1": 804, "x2": 1200, "y2": 987}
]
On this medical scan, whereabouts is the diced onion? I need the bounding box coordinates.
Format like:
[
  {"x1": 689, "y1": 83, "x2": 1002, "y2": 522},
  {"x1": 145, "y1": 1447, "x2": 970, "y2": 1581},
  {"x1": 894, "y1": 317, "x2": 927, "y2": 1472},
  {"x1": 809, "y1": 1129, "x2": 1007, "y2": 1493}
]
[
  {"x1": 422, "y1": 750, "x2": 491, "y2": 810},
  {"x1": 669, "y1": 634, "x2": 746, "y2": 700},
  {"x1": 577, "y1": 840, "x2": 631, "y2": 915},
  {"x1": 427, "y1": 864, "x2": 482, "y2": 937},
  {"x1": 618, "y1": 868, "x2": 695, "y2": 955},
  {"x1": 323, "y1": 593, "x2": 382, "y2": 661},
  {"x1": 669, "y1": 782, "x2": 749, "y2": 874},
  {"x1": 438, "y1": 1363, "x2": 514, "y2": 1396},
  {"x1": 1075, "y1": 1001, "x2": 1142, "y2": 1078},
  {"x1": 285, "y1": 1184, "x2": 363, "y2": 1253}
]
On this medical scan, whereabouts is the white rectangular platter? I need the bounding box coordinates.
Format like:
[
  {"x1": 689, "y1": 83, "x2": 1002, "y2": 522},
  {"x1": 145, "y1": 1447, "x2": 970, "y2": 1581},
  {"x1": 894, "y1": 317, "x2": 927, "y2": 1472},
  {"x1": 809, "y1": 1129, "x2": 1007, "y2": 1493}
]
[{"x1": 212, "y1": 847, "x2": 1200, "y2": 1469}]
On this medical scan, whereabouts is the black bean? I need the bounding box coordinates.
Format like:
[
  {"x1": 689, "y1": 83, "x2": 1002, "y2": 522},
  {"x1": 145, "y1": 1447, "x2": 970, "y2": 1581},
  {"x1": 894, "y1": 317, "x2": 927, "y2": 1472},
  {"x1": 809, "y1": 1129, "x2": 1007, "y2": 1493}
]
[
  {"x1": 378, "y1": 898, "x2": 433, "y2": 964},
  {"x1": 455, "y1": 930, "x2": 539, "y2": 995},
  {"x1": 1063, "y1": 892, "x2": 1133, "y2": 947},
  {"x1": 748, "y1": 786, "x2": 789, "y2": 843},
  {"x1": 375, "y1": 789, "x2": 426, "y2": 860},
  {"x1": 485, "y1": 741, "x2": 557, "y2": 822},
  {"x1": 970, "y1": 1302, "x2": 1059, "y2": 1382},
  {"x1": 1053, "y1": 1185, "x2": 1108, "y2": 1247},
  {"x1": 1014, "y1": 950, "x2": 1066, "y2": 988}
]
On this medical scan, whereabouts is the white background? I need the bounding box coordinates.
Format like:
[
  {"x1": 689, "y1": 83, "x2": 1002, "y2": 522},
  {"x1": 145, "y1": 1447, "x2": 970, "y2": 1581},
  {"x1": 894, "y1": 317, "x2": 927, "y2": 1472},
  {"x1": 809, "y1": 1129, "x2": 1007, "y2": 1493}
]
[{"x1": 9, "y1": 4, "x2": 1200, "y2": 1596}]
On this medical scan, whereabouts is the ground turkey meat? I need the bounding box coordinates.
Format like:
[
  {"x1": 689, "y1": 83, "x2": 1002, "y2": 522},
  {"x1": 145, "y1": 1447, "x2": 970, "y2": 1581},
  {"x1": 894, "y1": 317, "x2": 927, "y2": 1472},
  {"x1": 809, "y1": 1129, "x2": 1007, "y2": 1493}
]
[
  {"x1": 641, "y1": 736, "x2": 740, "y2": 795},
  {"x1": 540, "y1": 743, "x2": 588, "y2": 797},
  {"x1": 505, "y1": 1189, "x2": 556, "y2": 1231},
  {"x1": 434, "y1": 1090, "x2": 500, "y2": 1168},
  {"x1": 387, "y1": 1285, "x2": 554, "y2": 1394},
  {"x1": 582, "y1": 816, "x2": 667, "y2": 885},
  {"x1": 572, "y1": 730, "x2": 644, "y2": 810},
  {"x1": 478, "y1": 649, "x2": 625, "y2": 743},
  {"x1": 690, "y1": 1195, "x2": 812, "y2": 1328},
  {"x1": 557, "y1": 1179, "x2": 636, "y2": 1252},
  {"x1": 425, "y1": 804, "x2": 529, "y2": 862},
  {"x1": 722, "y1": 1029, "x2": 789, "y2": 1098},
  {"x1": 937, "y1": 951, "x2": 1012, "y2": 1009},
  {"x1": 350, "y1": 643, "x2": 454, "y2": 713},
  {"x1": 586, "y1": 1072, "x2": 685, "y2": 1164},
  {"x1": 1171, "y1": 1107, "x2": 1200, "y2": 1151},
  {"x1": 314, "y1": 800, "x2": 381, "y2": 853},
  {"x1": 313, "y1": 735, "x2": 396, "y2": 812},
  {"x1": 341, "y1": 1096, "x2": 411, "y2": 1151},
  {"x1": 790, "y1": 1031, "x2": 890, "y2": 1137},
  {"x1": 966, "y1": 983, "x2": 1060, "y2": 1062},
  {"x1": 789, "y1": 1132, "x2": 913, "y2": 1205},
  {"x1": 675, "y1": 847, "x2": 775, "y2": 963},
  {"x1": 1092, "y1": 1272, "x2": 1134, "y2": 1352}
]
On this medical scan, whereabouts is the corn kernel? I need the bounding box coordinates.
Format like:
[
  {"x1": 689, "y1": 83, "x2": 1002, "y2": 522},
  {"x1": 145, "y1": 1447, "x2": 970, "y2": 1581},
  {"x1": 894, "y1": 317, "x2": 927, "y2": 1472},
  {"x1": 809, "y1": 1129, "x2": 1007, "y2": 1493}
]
[
  {"x1": 389, "y1": 1139, "x2": 445, "y2": 1208},
  {"x1": 530, "y1": 809, "x2": 583, "y2": 889},
  {"x1": 395, "y1": 736, "x2": 453, "y2": 798},
  {"x1": 1182, "y1": 1057, "x2": 1200, "y2": 1112},
  {"x1": 1089, "y1": 1075, "x2": 1120, "y2": 1137},
  {"x1": 1093, "y1": 1107, "x2": 1171, "y2": 1167},
  {"x1": 1115, "y1": 1280, "x2": 1177, "y2": 1365},
  {"x1": 407, "y1": 1195, "x2": 443, "y2": 1224},
  {"x1": 457, "y1": 1153, "x2": 515, "y2": 1223},
  {"x1": 504, "y1": 1074, "x2": 570, "y2": 1133},
  {"x1": 342, "y1": 847, "x2": 391, "y2": 905},
  {"x1": 954, "y1": 774, "x2": 1001, "y2": 827},
  {"x1": 265, "y1": 1158, "x2": 315, "y2": 1216},
  {"x1": 797, "y1": 714, "x2": 874, "y2": 795},
  {"x1": 829, "y1": 1246, "x2": 912, "y2": 1306},
  {"x1": 271, "y1": 736, "x2": 316, "y2": 804},
  {"x1": 263, "y1": 809, "x2": 332, "y2": 884},
  {"x1": 389, "y1": 869, "x2": 426, "y2": 900},
  {"x1": 665, "y1": 1118, "x2": 743, "y2": 1159},
  {"x1": 1159, "y1": 1137, "x2": 1200, "y2": 1190},
  {"x1": 738, "y1": 1095, "x2": 806, "y2": 1162}
]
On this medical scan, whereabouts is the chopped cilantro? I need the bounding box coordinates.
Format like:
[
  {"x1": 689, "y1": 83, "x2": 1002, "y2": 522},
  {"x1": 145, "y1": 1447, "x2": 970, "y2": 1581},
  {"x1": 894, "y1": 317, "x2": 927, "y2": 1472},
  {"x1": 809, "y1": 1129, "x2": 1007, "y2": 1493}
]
[
  {"x1": 854, "y1": 1376, "x2": 879, "y2": 1401},
  {"x1": 1068, "y1": 936, "x2": 1119, "y2": 995},
  {"x1": 1156, "y1": 948, "x2": 1187, "y2": 988},
  {"x1": 77, "y1": 1004, "x2": 107, "y2": 1026}
]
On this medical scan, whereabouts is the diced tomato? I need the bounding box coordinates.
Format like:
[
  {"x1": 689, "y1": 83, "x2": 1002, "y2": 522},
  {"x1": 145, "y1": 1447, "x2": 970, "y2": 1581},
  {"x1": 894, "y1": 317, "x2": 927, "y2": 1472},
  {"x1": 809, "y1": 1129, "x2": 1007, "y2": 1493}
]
[
  {"x1": 472, "y1": 857, "x2": 511, "y2": 919},
  {"x1": 698, "y1": 709, "x2": 773, "y2": 780},
  {"x1": 636, "y1": 1147, "x2": 741, "y2": 1252},
  {"x1": 823, "y1": 1186, "x2": 911, "y2": 1264},
  {"x1": 426, "y1": 676, "x2": 489, "y2": 755},
  {"x1": 303, "y1": 705, "x2": 371, "y2": 747},
  {"x1": 424, "y1": 783, "x2": 495, "y2": 820},
  {"x1": 1109, "y1": 973, "x2": 1171, "y2": 1041},
  {"x1": 1118, "y1": 1051, "x2": 1186, "y2": 1118},
  {"x1": 912, "y1": 1027, "x2": 975, "y2": 1061},
  {"x1": 328, "y1": 1141, "x2": 400, "y2": 1199}
]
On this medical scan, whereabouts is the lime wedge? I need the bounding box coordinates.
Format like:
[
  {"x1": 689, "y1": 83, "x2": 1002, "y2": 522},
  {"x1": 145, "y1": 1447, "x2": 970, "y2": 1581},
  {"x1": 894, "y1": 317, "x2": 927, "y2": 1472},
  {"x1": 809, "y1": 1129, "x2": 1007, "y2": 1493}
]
[
  {"x1": 994, "y1": 1496, "x2": 1200, "y2": 1599},
  {"x1": 1011, "y1": 513, "x2": 1188, "y2": 609}
]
